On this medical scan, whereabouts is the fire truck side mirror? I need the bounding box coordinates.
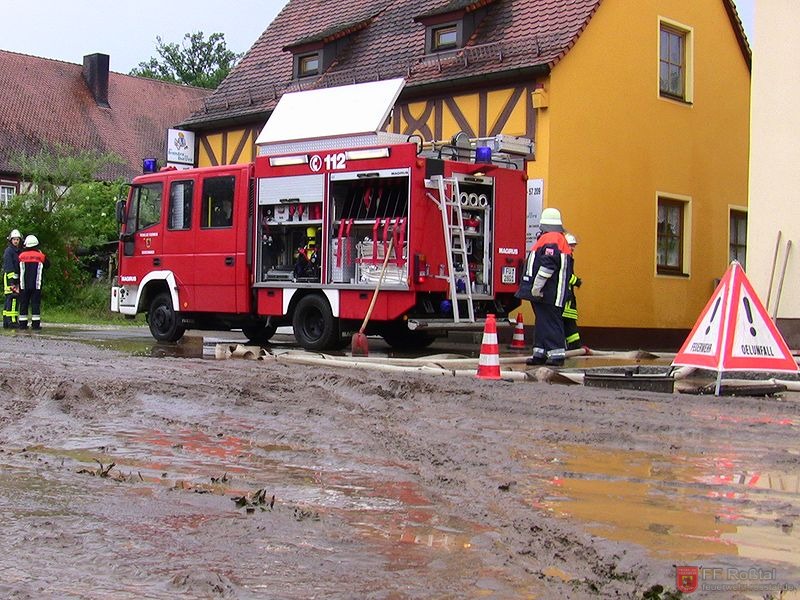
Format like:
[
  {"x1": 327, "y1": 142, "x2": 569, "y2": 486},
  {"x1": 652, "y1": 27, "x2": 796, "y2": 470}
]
[{"x1": 115, "y1": 199, "x2": 127, "y2": 225}]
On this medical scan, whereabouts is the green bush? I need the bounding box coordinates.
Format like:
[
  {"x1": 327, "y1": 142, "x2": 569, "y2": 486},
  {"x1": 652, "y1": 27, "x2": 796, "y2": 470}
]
[
  {"x1": 44, "y1": 280, "x2": 137, "y2": 325},
  {"x1": 1, "y1": 144, "x2": 127, "y2": 312}
]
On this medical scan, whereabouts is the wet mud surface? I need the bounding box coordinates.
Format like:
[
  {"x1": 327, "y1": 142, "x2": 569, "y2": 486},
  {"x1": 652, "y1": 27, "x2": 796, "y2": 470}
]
[{"x1": 0, "y1": 329, "x2": 798, "y2": 598}]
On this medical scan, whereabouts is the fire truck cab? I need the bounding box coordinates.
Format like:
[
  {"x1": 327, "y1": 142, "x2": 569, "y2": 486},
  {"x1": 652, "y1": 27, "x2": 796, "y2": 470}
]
[{"x1": 111, "y1": 79, "x2": 531, "y2": 351}]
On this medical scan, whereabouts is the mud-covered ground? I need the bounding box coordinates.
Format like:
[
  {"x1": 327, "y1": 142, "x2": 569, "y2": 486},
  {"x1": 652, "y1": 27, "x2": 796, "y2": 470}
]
[{"x1": 0, "y1": 329, "x2": 798, "y2": 599}]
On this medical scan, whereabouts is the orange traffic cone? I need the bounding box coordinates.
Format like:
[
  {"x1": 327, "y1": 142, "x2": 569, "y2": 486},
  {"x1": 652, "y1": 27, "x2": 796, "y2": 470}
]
[
  {"x1": 509, "y1": 312, "x2": 527, "y2": 350},
  {"x1": 476, "y1": 314, "x2": 502, "y2": 380}
]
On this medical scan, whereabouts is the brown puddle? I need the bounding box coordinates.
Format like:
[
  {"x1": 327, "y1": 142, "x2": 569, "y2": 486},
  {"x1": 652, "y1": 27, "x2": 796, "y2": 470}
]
[
  {"x1": 537, "y1": 445, "x2": 800, "y2": 571},
  {"x1": 9, "y1": 421, "x2": 515, "y2": 595}
]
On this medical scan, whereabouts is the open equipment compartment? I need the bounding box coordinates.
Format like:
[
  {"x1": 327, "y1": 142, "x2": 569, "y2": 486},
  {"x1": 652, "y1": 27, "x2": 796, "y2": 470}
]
[
  {"x1": 328, "y1": 168, "x2": 410, "y2": 287},
  {"x1": 451, "y1": 172, "x2": 494, "y2": 297},
  {"x1": 257, "y1": 174, "x2": 324, "y2": 283}
]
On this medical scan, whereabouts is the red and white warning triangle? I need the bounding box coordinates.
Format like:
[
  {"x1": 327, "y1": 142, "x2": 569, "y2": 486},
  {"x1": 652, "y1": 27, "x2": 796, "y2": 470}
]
[{"x1": 673, "y1": 261, "x2": 798, "y2": 372}]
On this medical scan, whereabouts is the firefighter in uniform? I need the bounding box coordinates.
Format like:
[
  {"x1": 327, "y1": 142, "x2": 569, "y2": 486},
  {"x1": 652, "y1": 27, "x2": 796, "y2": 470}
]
[
  {"x1": 3, "y1": 229, "x2": 23, "y2": 328},
  {"x1": 562, "y1": 233, "x2": 583, "y2": 350},
  {"x1": 293, "y1": 226, "x2": 319, "y2": 280},
  {"x1": 521, "y1": 208, "x2": 573, "y2": 367},
  {"x1": 17, "y1": 235, "x2": 49, "y2": 331}
]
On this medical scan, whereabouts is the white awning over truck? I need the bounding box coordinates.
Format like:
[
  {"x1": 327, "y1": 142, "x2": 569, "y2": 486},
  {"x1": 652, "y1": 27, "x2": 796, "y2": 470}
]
[{"x1": 255, "y1": 78, "x2": 406, "y2": 146}]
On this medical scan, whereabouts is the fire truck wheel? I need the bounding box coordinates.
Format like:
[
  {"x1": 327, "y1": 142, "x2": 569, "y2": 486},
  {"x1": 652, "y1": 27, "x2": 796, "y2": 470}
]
[
  {"x1": 380, "y1": 325, "x2": 435, "y2": 351},
  {"x1": 148, "y1": 293, "x2": 185, "y2": 342},
  {"x1": 242, "y1": 322, "x2": 278, "y2": 345},
  {"x1": 293, "y1": 295, "x2": 338, "y2": 351}
]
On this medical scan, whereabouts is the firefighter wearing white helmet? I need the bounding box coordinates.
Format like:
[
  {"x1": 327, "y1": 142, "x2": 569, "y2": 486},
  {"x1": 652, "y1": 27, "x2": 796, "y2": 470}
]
[
  {"x1": 516, "y1": 207, "x2": 573, "y2": 366},
  {"x1": 18, "y1": 234, "x2": 49, "y2": 331},
  {"x1": 3, "y1": 228, "x2": 23, "y2": 328},
  {"x1": 562, "y1": 233, "x2": 583, "y2": 350}
]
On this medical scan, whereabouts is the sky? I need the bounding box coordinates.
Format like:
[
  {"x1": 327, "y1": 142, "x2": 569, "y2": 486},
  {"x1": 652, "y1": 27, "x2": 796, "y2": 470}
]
[
  {"x1": 2, "y1": 0, "x2": 291, "y2": 74},
  {"x1": 3, "y1": 0, "x2": 755, "y2": 74}
]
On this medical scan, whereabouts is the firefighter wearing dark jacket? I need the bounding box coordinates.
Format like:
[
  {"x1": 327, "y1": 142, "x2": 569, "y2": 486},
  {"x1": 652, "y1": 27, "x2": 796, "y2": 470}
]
[
  {"x1": 3, "y1": 229, "x2": 22, "y2": 328},
  {"x1": 562, "y1": 233, "x2": 582, "y2": 350},
  {"x1": 519, "y1": 208, "x2": 573, "y2": 367},
  {"x1": 18, "y1": 235, "x2": 49, "y2": 331}
]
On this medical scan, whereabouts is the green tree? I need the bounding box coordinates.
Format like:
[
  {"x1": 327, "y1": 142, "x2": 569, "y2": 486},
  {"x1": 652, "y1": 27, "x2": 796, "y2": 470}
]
[
  {"x1": 130, "y1": 31, "x2": 243, "y2": 89},
  {"x1": 2, "y1": 144, "x2": 127, "y2": 305}
]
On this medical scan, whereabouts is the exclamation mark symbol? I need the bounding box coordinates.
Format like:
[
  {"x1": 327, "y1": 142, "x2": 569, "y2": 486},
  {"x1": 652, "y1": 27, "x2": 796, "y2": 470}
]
[
  {"x1": 705, "y1": 297, "x2": 721, "y2": 335},
  {"x1": 743, "y1": 297, "x2": 757, "y2": 337}
]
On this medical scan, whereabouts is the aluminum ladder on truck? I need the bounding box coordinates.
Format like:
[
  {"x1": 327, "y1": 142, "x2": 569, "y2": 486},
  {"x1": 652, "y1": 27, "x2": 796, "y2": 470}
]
[{"x1": 425, "y1": 175, "x2": 475, "y2": 323}]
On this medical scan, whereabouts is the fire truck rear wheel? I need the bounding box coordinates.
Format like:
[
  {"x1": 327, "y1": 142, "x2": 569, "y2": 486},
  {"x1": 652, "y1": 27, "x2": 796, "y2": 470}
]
[
  {"x1": 148, "y1": 293, "x2": 185, "y2": 342},
  {"x1": 380, "y1": 325, "x2": 435, "y2": 351},
  {"x1": 242, "y1": 322, "x2": 278, "y2": 345},
  {"x1": 293, "y1": 295, "x2": 338, "y2": 351}
]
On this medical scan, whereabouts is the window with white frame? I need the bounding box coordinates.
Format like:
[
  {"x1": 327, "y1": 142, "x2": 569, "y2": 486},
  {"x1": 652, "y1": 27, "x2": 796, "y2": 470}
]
[
  {"x1": 0, "y1": 185, "x2": 15, "y2": 207},
  {"x1": 659, "y1": 19, "x2": 693, "y2": 102}
]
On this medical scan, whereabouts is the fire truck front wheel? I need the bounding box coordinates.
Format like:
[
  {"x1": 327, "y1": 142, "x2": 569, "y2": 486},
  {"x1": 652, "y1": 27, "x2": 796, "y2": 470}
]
[
  {"x1": 293, "y1": 295, "x2": 339, "y2": 351},
  {"x1": 147, "y1": 293, "x2": 186, "y2": 342}
]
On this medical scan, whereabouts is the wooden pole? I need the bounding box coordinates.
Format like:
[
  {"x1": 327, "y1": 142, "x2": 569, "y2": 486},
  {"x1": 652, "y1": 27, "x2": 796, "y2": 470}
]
[
  {"x1": 766, "y1": 230, "x2": 782, "y2": 315},
  {"x1": 771, "y1": 239, "x2": 793, "y2": 321}
]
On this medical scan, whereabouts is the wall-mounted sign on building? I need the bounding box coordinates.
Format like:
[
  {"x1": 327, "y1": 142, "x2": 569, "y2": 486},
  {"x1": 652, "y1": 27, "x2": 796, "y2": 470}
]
[
  {"x1": 526, "y1": 178, "x2": 544, "y2": 247},
  {"x1": 166, "y1": 128, "x2": 195, "y2": 166}
]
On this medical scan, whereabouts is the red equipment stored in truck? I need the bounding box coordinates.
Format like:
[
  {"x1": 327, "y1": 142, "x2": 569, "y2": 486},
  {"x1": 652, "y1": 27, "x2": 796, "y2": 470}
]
[{"x1": 111, "y1": 81, "x2": 531, "y2": 351}]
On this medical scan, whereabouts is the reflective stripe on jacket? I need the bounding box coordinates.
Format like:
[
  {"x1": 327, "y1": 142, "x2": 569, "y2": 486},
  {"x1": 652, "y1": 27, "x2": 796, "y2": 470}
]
[
  {"x1": 19, "y1": 249, "x2": 48, "y2": 291},
  {"x1": 562, "y1": 273, "x2": 579, "y2": 319},
  {"x1": 528, "y1": 232, "x2": 573, "y2": 308}
]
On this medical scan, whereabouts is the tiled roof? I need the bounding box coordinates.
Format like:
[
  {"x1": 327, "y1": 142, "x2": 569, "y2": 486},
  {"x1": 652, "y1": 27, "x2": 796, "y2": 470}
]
[
  {"x1": 413, "y1": 0, "x2": 498, "y2": 20},
  {"x1": 0, "y1": 50, "x2": 211, "y2": 181},
  {"x1": 183, "y1": 0, "x2": 751, "y2": 130},
  {"x1": 183, "y1": 0, "x2": 602, "y2": 128},
  {"x1": 283, "y1": 17, "x2": 377, "y2": 50}
]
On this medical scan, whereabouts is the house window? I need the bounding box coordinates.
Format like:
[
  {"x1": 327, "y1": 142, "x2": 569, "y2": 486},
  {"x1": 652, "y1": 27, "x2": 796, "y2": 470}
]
[
  {"x1": 432, "y1": 24, "x2": 458, "y2": 51},
  {"x1": 657, "y1": 197, "x2": 687, "y2": 275},
  {"x1": 659, "y1": 21, "x2": 692, "y2": 102},
  {"x1": 0, "y1": 185, "x2": 15, "y2": 207},
  {"x1": 729, "y1": 209, "x2": 747, "y2": 264},
  {"x1": 298, "y1": 53, "x2": 320, "y2": 77}
]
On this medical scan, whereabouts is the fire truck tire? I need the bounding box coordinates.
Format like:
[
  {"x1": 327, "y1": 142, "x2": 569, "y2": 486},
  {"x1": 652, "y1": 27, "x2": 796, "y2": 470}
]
[
  {"x1": 147, "y1": 293, "x2": 185, "y2": 342},
  {"x1": 292, "y1": 295, "x2": 339, "y2": 351},
  {"x1": 242, "y1": 322, "x2": 278, "y2": 345},
  {"x1": 380, "y1": 325, "x2": 435, "y2": 351}
]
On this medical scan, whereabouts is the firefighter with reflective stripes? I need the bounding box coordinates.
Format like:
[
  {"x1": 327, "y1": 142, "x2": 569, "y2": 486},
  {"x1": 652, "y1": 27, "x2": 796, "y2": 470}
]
[
  {"x1": 519, "y1": 208, "x2": 573, "y2": 367},
  {"x1": 17, "y1": 235, "x2": 49, "y2": 331},
  {"x1": 562, "y1": 233, "x2": 583, "y2": 350},
  {"x1": 3, "y1": 229, "x2": 22, "y2": 328}
]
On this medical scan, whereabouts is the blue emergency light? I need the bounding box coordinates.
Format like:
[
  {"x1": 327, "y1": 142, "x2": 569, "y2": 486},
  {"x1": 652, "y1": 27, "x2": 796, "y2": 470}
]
[
  {"x1": 475, "y1": 146, "x2": 492, "y2": 163},
  {"x1": 142, "y1": 158, "x2": 158, "y2": 173}
]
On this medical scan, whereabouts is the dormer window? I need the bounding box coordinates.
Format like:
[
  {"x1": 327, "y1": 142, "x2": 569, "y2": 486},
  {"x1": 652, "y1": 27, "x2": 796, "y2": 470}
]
[
  {"x1": 298, "y1": 53, "x2": 320, "y2": 78},
  {"x1": 432, "y1": 24, "x2": 458, "y2": 51},
  {"x1": 283, "y1": 16, "x2": 375, "y2": 80},
  {"x1": 414, "y1": 0, "x2": 497, "y2": 55}
]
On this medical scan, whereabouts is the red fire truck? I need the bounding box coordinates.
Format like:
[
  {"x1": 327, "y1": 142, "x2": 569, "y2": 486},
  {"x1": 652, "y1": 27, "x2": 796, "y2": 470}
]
[{"x1": 111, "y1": 81, "x2": 531, "y2": 350}]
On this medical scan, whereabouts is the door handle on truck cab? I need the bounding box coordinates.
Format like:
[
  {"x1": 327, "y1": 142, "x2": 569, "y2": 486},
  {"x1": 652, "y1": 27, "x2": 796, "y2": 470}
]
[
  {"x1": 153, "y1": 258, "x2": 160, "y2": 266},
  {"x1": 225, "y1": 256, "x2": 234, "y2": 266}
]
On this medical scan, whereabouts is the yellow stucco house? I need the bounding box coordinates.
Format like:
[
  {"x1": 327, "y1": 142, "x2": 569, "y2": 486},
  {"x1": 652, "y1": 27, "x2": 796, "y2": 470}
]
[{"x1": 181, "y1": 0, "x2": 751, "y2": 349}]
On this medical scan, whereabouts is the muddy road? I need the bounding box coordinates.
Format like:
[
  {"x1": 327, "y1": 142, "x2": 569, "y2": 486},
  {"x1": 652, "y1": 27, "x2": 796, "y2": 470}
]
[{"x1": 0, "y1": 327, "x2": 798, "y2": 599}]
